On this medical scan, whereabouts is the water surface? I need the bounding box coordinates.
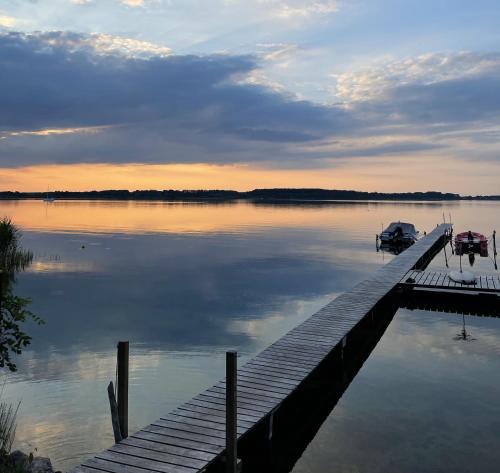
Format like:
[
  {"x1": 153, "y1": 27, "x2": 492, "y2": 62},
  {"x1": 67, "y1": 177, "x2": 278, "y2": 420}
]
[{"x1": 0, "y1": 199, "x2": 498, "y2": 471}]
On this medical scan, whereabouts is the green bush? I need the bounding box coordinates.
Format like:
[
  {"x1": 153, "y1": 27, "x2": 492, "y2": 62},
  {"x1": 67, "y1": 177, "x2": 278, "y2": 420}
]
[{"x1": 0, "y1": 218, "x2": 43, "y2": 371}]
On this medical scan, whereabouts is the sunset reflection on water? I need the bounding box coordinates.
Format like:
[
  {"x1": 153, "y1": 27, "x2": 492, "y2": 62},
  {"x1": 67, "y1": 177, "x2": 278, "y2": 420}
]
[{"x1": 0, "y1": 199, "x2": 498, "y2": 471}]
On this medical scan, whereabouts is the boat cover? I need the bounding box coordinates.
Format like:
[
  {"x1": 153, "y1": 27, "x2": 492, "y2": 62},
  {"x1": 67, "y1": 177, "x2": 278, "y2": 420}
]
[{"x1": 384, "y1": 222, "x2": 417, "y2": 234}]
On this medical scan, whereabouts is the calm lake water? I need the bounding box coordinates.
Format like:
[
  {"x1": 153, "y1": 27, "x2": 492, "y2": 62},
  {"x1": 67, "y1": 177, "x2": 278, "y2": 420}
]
[{"x1": 1, "y1": 199, "x2": 499, "y2": 472}]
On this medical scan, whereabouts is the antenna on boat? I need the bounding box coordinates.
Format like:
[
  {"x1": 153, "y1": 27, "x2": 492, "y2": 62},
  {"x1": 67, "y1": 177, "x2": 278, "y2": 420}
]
[{"x1": 493, "y1": 230, "x2": 497, "y2": 270}]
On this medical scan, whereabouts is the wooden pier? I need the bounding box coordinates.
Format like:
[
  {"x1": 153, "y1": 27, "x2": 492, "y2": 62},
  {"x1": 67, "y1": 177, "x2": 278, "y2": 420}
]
[
  {"x1": 398, "y1": 268, "x2": 500, "y2": 317},
  {"x1": 71, "y1": 224, "x2": 452, "y2": 473},
  {"x1": 401, "y1": 269, "x2": 500, "y2": 293}
]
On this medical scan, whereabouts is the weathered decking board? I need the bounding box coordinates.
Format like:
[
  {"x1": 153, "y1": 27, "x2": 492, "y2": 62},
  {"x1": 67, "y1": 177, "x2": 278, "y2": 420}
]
[
  {"x1": 71, "y1": 224, "x2": 451, "y2": 473},
  {"x1": 401, "y1": 269, "x2": 500, "y2": 293}
]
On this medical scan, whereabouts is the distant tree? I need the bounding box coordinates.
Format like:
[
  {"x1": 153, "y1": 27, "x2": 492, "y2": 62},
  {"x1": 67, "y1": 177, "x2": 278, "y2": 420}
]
[{"x1": 0, "y1": 218, "x2": 43, "y2": 372}]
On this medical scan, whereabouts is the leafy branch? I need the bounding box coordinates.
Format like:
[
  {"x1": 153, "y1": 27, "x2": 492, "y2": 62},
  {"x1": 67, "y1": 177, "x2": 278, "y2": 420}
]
[{"x1": 0, "y1": 218, "x2": 42, "y2": 372}]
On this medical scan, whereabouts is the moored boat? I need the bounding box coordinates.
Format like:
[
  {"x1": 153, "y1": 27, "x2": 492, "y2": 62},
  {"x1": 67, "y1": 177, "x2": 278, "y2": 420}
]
[
  {"x1": 379, "y1": 221, "x2": 418, "y2": 244},
  {"x1": 455, "y1": 231, "x2": 488, "y2": 257}
]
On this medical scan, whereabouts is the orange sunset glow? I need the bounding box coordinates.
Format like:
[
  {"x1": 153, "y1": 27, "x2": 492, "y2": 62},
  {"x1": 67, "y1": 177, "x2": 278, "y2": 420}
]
[{"x1": 3, "y1": 157, "x2": 500, "y2": 194}]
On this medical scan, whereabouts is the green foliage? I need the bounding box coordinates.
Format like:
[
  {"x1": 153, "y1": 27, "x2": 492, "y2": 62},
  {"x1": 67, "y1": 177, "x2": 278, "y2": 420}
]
[
  {"x1": 0, "y1": 292, "x2": 44, "y2": 372},
  {"x1": 0, "y1": 219, "x2": 33, "y2": 281},
  {"x1": 0, "y1": 218, "x2": 42, "y2": 372},
  {"x1": 0, "y1": 396, "x2": 19, "y2": 457}
]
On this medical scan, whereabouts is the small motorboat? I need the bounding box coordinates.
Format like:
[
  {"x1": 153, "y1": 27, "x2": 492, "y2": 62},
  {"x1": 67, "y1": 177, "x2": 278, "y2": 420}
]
[
  {"x1": 379, "y1": 222, "x2": 418, "y2": 244},
  {"x1": 454, "y1": 231, "x2": 488, "y2": 257}
]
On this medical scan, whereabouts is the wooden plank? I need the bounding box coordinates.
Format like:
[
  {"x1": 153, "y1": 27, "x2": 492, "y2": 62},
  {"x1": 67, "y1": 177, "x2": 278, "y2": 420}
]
[
  {"x1": 254, "y1": 351, "x2": 320, "y2": 370},
  {"x1": 266, "y1": 339, "x2": 329, "y2": 356},
  {"x1": 233, "y1": 374, "x2": 294, "y2": 395},
  {"x1": 174, "y1": 406, "x2": 259, "y2": 427},
  {"x1": 421, "y1": 271, "x2": 432, "y2": 285},
  {"x1": 177, "y1": 403, "x2": 261, "y2": 424},
  {"x1": 245, "y1": 358, "x2": 311, "y2": 377},
  {"x1": 208, "y1": 385, "x2": 284, "y2": 405},
  {"x1": 131, "y1": 430, "x2": 221, "y2": 455},
  {"x1": 95, "y1": 450, "x2": 197, "y2": 473},
  {"x1": 491, "y1": 277, "x2": 498, "y2": 290},
  {"x1": 84, "y1": 458, "x2": 149, "y2": 473},
  {"x1": 238, "y1": 366, "x2": 301, "y2": 387},
  {"x1": 161, "y1": 413, "x2": 248, "y2": 434},
  {"x1": 194, "y1": 393, "x2": 270, "y2": 415},
  {"x1": 217, "y1": 381, "x2": 288, "y2": 400},
  {"x1": 413, "y1": 271, "x2": 424, "y2": 283},
  {"x1": 150, "y1": 421, "x2": 227, "y2": 443},
  {"x1": 184, "y1": 398, "x2": 264, "y2": 419},
  {"x1": 111, "y1": 442, "x2": 207, "y2": 470},
  {"x1": 435, "y1": 273, "x2": 445, "y2": 287},
  {"x1": 200, "y1": 388, "x2": 278, "y2": 410},
  {"x1": 262, "y1": 343, "x2": 326, "y2": 362},
  {"x1": 146, "y1": 423, "x2": 226, "y2": 447},
  {"x1": 124, "y1": 436, "x2": 215, "y2": 462}
]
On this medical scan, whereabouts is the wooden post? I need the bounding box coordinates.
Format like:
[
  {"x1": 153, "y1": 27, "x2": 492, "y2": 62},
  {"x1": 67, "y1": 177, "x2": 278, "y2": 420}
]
[
  {"x1": 0, "y1": 271, "x2": 3, "y2": 314},
  {"x1": 117, "y1": 341, "x2": 129, "y2": 438},
  {"x1": 226, "y1": 351, "x2": 237, "y2": 473},
  {"x1": 493, "y1": 230, "x2": 498, "y2": 270},
  {"x1": 107, "y1": 381, "x2": 123, "y2": 443}
]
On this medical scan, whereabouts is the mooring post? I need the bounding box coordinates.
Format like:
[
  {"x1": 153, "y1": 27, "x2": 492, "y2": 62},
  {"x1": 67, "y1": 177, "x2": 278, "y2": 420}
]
[
  {"x1": 226, "y1": 350, "x2": 238, "y2": 473},
  {"x1": 107, "y1": 381, "x2": 123, "y2": 443},
  {"x1": 494, "y1": 230, "x2": 498, "y2": 270},
  {"x1": 117, "y1": 341, "x2": 129, "y2": 438}
]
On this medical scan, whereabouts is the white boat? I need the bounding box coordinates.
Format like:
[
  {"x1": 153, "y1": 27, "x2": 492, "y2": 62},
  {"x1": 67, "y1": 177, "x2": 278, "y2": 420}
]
[{"x1": 42, "y1": 188, "x2": 55, "y2": 202}]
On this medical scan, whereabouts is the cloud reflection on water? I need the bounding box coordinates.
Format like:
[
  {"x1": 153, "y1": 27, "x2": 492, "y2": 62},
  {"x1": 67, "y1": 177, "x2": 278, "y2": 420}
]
[{"x1": 0, "y1": 200, "x2": 498, "y2": 471}]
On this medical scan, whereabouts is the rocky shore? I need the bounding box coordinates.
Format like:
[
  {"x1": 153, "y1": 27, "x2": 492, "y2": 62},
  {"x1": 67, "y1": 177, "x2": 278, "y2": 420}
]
[{"x1": 4, "y1": 450, "x2": 58, "y2": 473}]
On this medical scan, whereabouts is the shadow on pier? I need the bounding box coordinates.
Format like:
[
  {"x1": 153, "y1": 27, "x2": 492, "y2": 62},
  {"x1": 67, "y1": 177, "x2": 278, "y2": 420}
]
[{"x1": 226, "y1": 295, "x2": 401, "y2": 473}]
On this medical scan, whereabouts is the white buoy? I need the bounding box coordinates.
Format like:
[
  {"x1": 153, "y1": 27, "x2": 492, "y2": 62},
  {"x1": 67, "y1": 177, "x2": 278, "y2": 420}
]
[{"x1": 448, "y1": 270, "x2": 476, "y2": 285}]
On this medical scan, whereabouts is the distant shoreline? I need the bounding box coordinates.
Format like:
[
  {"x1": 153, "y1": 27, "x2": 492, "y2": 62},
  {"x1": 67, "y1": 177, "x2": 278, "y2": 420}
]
[{"x1": 1, "y1": 189, "x2": 499, "y2": 201}]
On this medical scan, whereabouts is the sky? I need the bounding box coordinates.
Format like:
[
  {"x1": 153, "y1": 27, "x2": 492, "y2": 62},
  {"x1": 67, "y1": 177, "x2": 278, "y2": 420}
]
[{"x1": 1, "y1": 0, "x2": 500, "y2": 193}]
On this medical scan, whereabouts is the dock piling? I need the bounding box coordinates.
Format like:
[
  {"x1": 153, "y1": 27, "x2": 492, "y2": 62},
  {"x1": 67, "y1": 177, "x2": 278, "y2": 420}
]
[
  {"x1": 117, "y1": 341, "x2": 129, "y2": 439},
  {"x1": 493, "y1": 230, "x2": 497, "y2": 270},
  {"x1": 226, "y1": 350, "x2": 238, "y2": 473},
  {"x1": 107, "y1": 382, "x2": 123, "y2": 443}
]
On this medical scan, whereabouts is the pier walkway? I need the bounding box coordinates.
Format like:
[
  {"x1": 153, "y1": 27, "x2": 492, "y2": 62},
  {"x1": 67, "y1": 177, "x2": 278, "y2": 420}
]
[
  {"x1": 400, "y1": 269, "x2": 500, "y2": 293},
  {"x1": 72, "y1": 223, "x2": 451, "y2": 473}
]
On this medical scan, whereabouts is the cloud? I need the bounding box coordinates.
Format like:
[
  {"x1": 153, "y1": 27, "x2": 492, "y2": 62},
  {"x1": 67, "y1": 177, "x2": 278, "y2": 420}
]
[
  {"x1": 120, "y1": 0, "x2": 146, "y2": 7},
  {"x1": 0, "y1": 31, "x2": 350, "y2": 166},
  {"x1": 0, "y1": 32, "x2": 499, "y2": 169},
  {"x1": 27, "y1": 30, "x2": 171, "y2": 58},
  {"x1": 225, "y1": 1, "x2": 339, "y2": 20},
  {"x1": 5, "y1": 126, "x2": 107, "y2": 137},
  {"x1": 335, "y1": 52, "x2": 500, "y2": 103},
  {"x1": 332, "y1": 52, "x2": 500, "y2": 137},
  {"x1": 0, "y1": 13, "x2": 16, "y2": 28},
  {"x1": 269, "y1": 0, "x2": 339, "y2": 19}
]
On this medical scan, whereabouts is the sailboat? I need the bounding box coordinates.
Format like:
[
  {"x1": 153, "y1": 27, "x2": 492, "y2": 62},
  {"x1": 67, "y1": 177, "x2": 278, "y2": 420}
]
[{"x1": 43, "y1": 187, "x2": 55, "y2": 202}]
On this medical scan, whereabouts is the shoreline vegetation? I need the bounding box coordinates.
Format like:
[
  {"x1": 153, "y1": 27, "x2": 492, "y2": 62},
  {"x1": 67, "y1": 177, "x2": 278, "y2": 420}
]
[
  {"x1": 0, "y1": 188, "x2": 499, "y2": 201},
  {"x1": 0, "y1": 220, "x2": 52, "y2": 472}
]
